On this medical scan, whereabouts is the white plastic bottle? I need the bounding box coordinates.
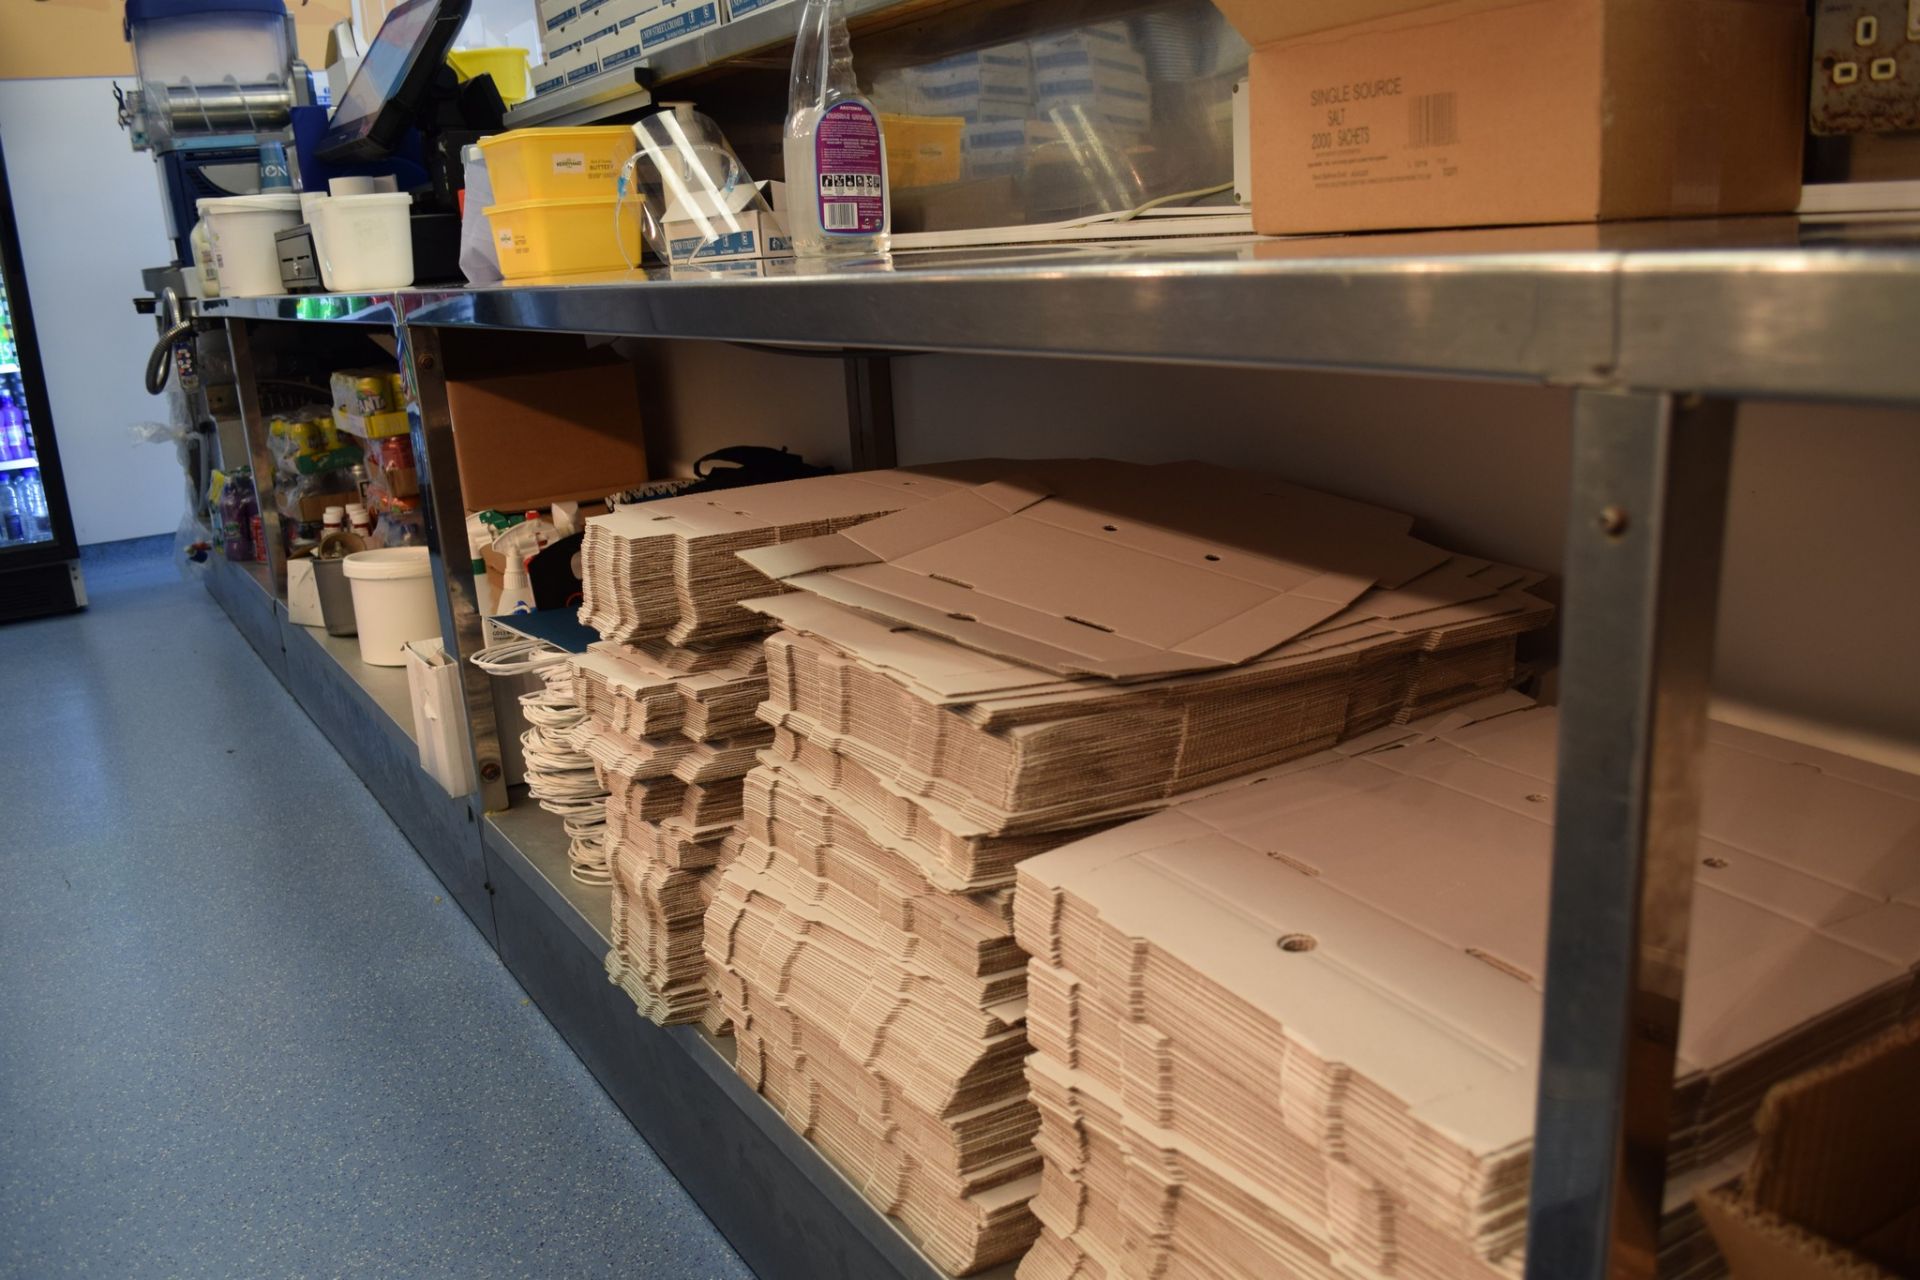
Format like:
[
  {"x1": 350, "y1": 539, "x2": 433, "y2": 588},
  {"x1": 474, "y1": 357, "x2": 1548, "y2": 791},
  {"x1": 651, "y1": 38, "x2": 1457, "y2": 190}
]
[{"x1": 783, "y1": 0, "x2": 890, "y2": 256}]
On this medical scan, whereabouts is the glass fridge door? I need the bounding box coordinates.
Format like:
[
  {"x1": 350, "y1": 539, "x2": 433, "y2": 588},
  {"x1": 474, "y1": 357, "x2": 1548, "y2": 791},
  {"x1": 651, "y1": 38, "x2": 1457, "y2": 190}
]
[{"x1": 0, "y1": 129, "x2": 80, "y2": 561}]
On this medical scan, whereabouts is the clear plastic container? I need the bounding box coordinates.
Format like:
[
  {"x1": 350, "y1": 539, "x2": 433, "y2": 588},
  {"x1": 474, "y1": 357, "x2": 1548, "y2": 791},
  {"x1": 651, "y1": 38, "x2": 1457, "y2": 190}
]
[
  {"x1": 128, "y1": 4, "x2": 289, "y2": 86},
  {"x1": 125, "y1": 0, "x2": 292, "y2": 148}
]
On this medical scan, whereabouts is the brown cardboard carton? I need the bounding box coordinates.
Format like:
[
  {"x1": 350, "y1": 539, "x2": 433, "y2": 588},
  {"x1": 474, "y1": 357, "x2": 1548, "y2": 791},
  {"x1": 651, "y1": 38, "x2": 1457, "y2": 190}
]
[
  {"x1": 1212, "y1": 0, "x2": 1808, "y2": 234},
  {"x1": 1698, "y1": 1019, "x2": 1920, "y2": 1280},
  {"x1": 444, "y1": 359, "x2": 650, "y2": 510},
  {"x1": 577, "y1": 633, "x2": 770, "y2": 1030},
  {"x1": 277, "y1": 486, "x2": 359, "y2": 522}
]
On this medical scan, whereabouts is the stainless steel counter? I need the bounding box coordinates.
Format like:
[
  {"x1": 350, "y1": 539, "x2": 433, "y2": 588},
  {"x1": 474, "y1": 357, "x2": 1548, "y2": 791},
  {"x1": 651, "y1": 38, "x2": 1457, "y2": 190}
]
[{"x1": 197, "y1": 215, "x2": 1920, "y2": 404}]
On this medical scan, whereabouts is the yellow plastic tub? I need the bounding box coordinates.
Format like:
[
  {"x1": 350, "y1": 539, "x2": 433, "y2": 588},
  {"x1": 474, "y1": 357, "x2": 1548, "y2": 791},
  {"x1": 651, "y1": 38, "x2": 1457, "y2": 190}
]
[
  {"x1": 476, "y1": 126, "x2": 637, "y2": 205},
  {"x1": 484, "y1": 195, "x2": 643, "y2": 279},
  {"x1": 448, "y1": 48, "x2": 531, "y2": 106}
]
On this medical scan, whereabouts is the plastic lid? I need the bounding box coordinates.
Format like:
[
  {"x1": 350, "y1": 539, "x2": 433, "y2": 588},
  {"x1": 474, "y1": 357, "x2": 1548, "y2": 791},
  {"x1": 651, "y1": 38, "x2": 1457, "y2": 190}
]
[
  {"x1": 317, "y1": 191, "x2": 414, "y2": 208},
  {"x1": 200, "y1": 193, "x2": 302, "y2": 213},
  {"x1": 125, "y1": 0, "x2": 286, "y2": 39},
  {"x1": 482, "y1": 194, "x2": 628, "y2": 216},
  {"x1": 343, "y1": 546, "x2": 432, "y2": 581}
]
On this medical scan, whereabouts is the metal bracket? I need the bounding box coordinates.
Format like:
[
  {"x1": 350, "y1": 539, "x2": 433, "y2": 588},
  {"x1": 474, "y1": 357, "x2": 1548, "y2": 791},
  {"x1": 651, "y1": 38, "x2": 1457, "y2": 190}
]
[{"x1": 844, "y1": 353, "x2": 899, "y2": 470}]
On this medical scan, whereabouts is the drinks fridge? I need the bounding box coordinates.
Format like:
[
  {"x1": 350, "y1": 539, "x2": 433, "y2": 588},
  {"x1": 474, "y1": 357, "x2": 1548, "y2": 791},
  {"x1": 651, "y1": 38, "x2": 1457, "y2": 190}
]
[{"x1": 0, "y1": 129, "x2": 85, "y2": 620}]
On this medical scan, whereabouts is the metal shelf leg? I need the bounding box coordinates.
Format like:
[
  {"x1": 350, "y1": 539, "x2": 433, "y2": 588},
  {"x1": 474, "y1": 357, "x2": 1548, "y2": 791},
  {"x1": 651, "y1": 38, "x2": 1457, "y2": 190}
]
[
  {"x1": 228, "y1": 320, "x2": 290, "y2": 602},
  {"x1": 844, "y1": 354, "x2": 899, "y2": 469},
  {"x1": 401, "y1": 324, "x2": 510, "y2": 816},
  {"x1": 1525, "y1": 389, "x2": 1736, "y2": 1280}
]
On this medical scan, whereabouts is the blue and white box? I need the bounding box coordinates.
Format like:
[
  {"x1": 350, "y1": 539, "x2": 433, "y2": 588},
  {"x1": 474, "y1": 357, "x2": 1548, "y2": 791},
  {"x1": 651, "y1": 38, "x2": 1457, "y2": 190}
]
[
  {"x1": 662, "y1": 181, "x2": 792, "y2": 264},
  {"x1": 724, "y1": 0, "x2": 795, "y2": 17},
  {"x1": 639, "y1": 0, "x2": 721, "y2": 51},
  {"x1": 961, "y1": 120, "x2": 1055, "y2": 180},
  {"x1": 1032, "y1": 34, "x2": 1151, "y2": 134},
  {"x1": 903, "y1": 43, "x2": 1032, "y2": 121}
]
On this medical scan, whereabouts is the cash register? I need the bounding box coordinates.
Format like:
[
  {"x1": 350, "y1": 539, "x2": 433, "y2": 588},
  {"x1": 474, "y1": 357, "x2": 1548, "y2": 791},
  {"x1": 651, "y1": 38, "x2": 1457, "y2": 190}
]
[{"x1": 279, "y1": 0, "x2": 504, "y2": 288}]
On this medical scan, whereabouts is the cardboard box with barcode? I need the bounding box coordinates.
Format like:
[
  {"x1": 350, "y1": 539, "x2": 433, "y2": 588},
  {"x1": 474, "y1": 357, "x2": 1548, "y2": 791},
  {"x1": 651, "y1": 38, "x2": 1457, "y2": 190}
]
[
  {"x1": 1211, "y1": 0, "x2": 1808, "y2": 234},
  {"x1": 662, "y1": 181, "x2": 792, "y2": 265},
  {"x1": 1016, "y1": 702, "x2": 1920, "y2": 1280}
]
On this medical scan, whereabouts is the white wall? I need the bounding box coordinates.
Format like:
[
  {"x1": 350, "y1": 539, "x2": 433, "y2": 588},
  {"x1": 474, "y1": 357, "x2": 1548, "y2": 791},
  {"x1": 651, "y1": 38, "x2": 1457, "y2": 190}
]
[{"x1": 0, "y1": 78, "x2": 183, "y2": 545}]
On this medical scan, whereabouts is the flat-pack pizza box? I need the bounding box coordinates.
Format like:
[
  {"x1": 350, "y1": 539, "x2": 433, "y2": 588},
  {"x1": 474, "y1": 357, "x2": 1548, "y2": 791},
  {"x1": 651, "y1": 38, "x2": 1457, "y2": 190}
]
[{"x1": 1015, "y1": 703, "x2": 1920, "y2": 1277}]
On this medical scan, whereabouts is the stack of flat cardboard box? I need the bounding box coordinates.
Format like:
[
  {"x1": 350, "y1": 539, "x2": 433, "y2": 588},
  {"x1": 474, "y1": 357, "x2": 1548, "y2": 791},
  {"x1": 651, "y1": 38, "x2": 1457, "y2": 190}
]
[
  {"x1": 576, "y1": 469, "x2": 988, "y2": 645},
  {"x1": 1014, "y1": 703, "x2": 1920, "y2": 1280},
  {"x1": 703, "y1": 461, "x2": 1556, "y2": 1274},
  {"x1": 570, "y1": 640, "x2": 768, "y2": 1030},
  {"x1": 572, "y1": 467, "x2": 1005, "y2": 1031}
]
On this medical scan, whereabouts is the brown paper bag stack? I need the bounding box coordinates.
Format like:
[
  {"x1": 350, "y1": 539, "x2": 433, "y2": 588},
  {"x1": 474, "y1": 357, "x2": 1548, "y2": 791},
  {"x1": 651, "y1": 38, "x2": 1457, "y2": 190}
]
[
  {"x1": 569, "y1": 638, "x2": 771, "y2": 1031},
  {"x1": 706, "y1": 767, "x2": 1042, "y2": 1272},
  {"x1": 697, "y1": 462, "x2": 1558, "y2": 1274},
  {"x1": 1014, "y1": 704, "x2": 1920, "y2": 1280}
]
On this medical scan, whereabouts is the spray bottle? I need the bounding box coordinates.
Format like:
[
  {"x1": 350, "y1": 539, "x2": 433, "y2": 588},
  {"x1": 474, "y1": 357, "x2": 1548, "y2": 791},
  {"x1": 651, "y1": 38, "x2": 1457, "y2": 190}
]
[{"x1": 783, "y1": 0, "x2": 890, "y2": 256}]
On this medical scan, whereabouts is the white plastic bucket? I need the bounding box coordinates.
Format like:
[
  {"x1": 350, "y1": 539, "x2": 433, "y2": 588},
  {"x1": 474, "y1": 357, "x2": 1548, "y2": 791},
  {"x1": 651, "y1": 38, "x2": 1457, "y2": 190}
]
[
  {"x1": 310, "y1": 191, "x2": 415, "y2": 291},
  {"x1": 202, "y1": 193, "x2": 301, "y2": 296},
  {"x1": 342, "y1": 547, "x2": 440, "y2": 667}
]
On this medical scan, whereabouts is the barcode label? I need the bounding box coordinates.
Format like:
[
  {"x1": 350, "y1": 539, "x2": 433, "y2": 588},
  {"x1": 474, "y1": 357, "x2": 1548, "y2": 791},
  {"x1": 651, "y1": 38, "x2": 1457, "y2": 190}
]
[
  {"x1": 1408, "y1": 93, "x2": 1458, "y2": 148},
  {"x1": 823, "y1": 202, "x2": 859, "y2": 230}
]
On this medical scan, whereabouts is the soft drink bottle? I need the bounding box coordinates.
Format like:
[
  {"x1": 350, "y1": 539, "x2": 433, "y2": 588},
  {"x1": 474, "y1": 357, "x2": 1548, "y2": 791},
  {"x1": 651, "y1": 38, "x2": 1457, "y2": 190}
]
[
  {"x1": 0, "y1": 477, "x2": 20, "y2": 544},
  {"x1": 0, "y1": 394, "x2": 21, "y2": 462},
  {"x1": 21, "y1": 468, "x2": 49, "y2": 541}
]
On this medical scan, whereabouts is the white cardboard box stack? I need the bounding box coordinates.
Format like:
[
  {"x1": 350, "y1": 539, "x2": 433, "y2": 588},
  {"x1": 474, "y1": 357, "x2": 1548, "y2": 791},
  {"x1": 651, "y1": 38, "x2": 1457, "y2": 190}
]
[
  {"x1": 700, "y1": 460, "x2": 1556, "y2": 1274},
  {"x1": 1013, "y1": 703, "x2": 1920, "y2": 1280}
]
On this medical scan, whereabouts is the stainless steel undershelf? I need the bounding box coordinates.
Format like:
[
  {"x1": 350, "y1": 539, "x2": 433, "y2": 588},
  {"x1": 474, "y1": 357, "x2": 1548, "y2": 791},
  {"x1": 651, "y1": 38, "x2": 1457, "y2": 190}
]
[
  {"x1": 196, "y1": 292, "x2": 397, "y2": 325},
  {"x1": 297, "y1": 622, "x2": 418, "y2": 744},
  {"x1": 195, "y1": 215, "x2": 1920, "y2": 404},
  {"x1": 481, "y1": 797, "x2": 1017, "y2": 1280}
]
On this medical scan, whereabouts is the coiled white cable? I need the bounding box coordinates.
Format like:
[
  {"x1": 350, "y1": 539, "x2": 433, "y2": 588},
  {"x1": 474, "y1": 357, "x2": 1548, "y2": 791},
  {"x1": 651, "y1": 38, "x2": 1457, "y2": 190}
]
[
  {"x1": 471, "y1": 635, "x2": 571, "y2": 676},
  {"x1": 471, "y1": 637, "x2": 612, "y2": 886},
  {"x1": 519, "y1": 664, "x2": 612, "y2": 886}
]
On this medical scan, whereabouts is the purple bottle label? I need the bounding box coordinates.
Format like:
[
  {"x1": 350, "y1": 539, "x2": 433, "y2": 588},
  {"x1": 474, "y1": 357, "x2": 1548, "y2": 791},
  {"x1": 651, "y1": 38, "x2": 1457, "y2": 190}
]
[{"x1": 814, "y1": 102, "x2": 885, "y2": 236}]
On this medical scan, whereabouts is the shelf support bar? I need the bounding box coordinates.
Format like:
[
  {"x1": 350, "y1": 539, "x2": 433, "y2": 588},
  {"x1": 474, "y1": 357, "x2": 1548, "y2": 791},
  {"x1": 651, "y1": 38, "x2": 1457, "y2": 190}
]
[
  {"x1": 400, "y1": 323, "x2": 510, "y2": 818},
  {"x1": 1526, "y1": 389, "x2": 1736, "y2": 1280},
  {"x1": 226, "y1": 319, "x2": 290, "y2": 603},
  {"x1": 844, "y1": 353, "x2": 899, "y2": 470}
]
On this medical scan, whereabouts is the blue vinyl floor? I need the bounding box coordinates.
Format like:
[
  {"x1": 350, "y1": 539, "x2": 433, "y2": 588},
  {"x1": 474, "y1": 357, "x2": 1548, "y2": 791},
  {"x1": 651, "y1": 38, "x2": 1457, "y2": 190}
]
[{"x1": 0, "y1": 538, "x2": 753, "y2": 1280}]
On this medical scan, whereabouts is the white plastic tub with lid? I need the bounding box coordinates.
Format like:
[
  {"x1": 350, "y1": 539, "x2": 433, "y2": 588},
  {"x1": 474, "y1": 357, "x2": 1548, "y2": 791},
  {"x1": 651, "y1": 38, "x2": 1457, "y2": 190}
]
[
  {"x1": 202, "y1": 193, "x2": 301, "y2": 296},
  {"x1": 342, "y1": 547, "x2": 440, "y2": 667},
  {"x1": 310, "y1": 191, "x2": 415, "y2": 291}
]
